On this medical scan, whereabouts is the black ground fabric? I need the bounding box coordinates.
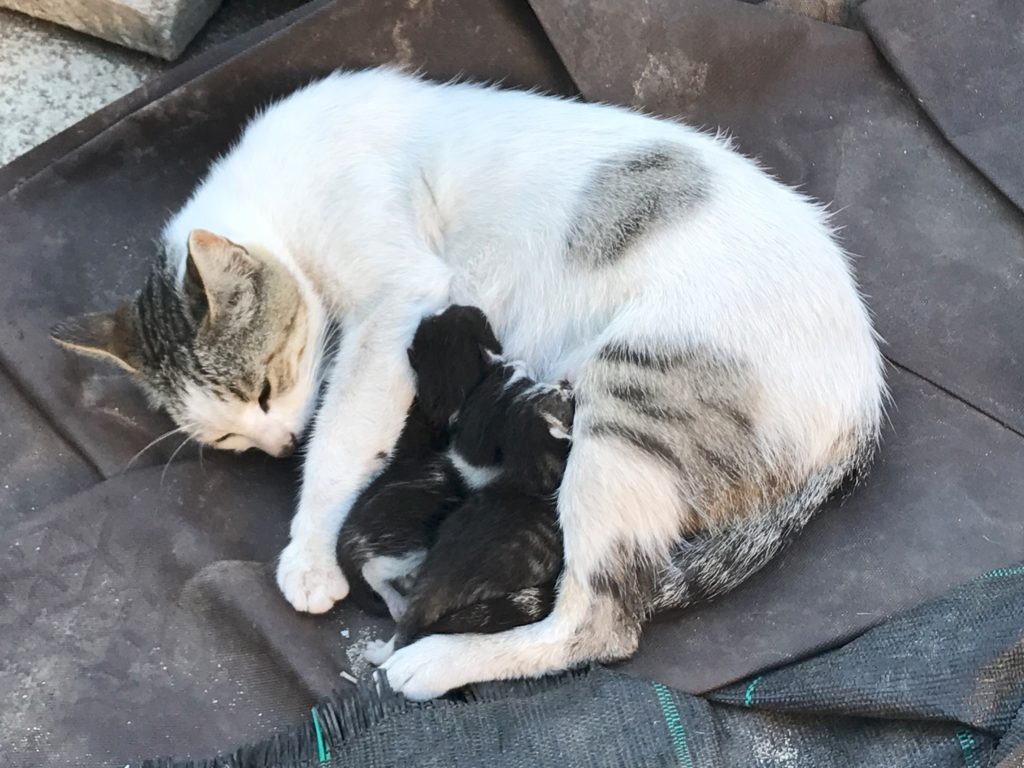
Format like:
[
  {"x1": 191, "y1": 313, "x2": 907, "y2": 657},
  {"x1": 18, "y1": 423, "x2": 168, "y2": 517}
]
[
  {"x1": 861, "y1": 0, "x2": 1024, "y2": 215},
  {"x1": 1, "y1": 0, "x2": 1023, "y2": 765},
  {"x1": 140, "y1": 565, "x2": 1024, "y2": 767}
]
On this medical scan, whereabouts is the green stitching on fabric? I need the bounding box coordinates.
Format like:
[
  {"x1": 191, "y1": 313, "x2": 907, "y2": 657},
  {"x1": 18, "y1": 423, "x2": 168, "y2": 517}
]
[
  {"x1": 653, "y1": 682, "x2": 695, "y2": 768},
  {"x1": 983, "y1": 565, "x2": 1024, "y2": 579},
  {"x1": 955, "y1": 728, "x2": 980, "y2": 768},
  {"x1": 743, "y1": 676, "x2": 763, "y2": 707},
  {"x1": 311, "y1": 707, "x2": 330, "y2": 764}
]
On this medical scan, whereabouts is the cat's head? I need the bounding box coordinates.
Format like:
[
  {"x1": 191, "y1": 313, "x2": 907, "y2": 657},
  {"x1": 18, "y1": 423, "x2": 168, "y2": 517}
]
[{"x1": 52, "y1": 229, "x2": 328, "y2": 457}]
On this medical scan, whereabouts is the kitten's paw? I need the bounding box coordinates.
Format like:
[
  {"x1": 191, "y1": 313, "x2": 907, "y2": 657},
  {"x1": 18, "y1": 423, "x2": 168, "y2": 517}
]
[
  {"x1": 378, "y1": 635, "x2": 473, "y2": 700},
  {"x1": 538, "y1": 382, "x2": 575, "y2": 440},
  {"x1": 363, "y1": 637, "x2": 396, "y2": 666},
  {"x1": 276, "y1": 541, "x2": 349, "y2": 613}
]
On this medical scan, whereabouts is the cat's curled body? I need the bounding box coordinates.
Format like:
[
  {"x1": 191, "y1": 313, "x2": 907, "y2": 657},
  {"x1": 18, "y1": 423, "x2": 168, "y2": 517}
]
[{"x1": 55, "y1": 69, "x2": 885, "y2": 700}]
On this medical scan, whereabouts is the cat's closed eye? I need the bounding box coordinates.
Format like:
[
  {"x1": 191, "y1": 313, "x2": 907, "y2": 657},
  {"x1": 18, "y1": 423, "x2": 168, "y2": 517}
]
[
  {"x1": 214, "y1": 434, "x2": 234, "y2": 444},
  {"x1": 258, "y1": 379, "x2": 272, "y2": 413}
]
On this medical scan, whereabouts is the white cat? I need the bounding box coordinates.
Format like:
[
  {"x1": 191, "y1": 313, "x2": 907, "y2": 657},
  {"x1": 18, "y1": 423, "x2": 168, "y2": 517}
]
[{"x1": 55, "y1": 68, "x2": 885, "y2": 700}]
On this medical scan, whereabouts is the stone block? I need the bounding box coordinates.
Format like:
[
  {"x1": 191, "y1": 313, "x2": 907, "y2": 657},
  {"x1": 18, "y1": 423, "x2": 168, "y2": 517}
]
[{"x1": 0, "y1": 0, "x2": 223, "y2": 60}]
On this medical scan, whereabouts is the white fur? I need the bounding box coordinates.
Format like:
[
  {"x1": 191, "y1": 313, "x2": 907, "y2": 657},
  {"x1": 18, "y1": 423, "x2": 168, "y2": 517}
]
[
  {"x1": 547, "y1": 424, "x2": 571, "y2": 441},
  {"x1": 447, "y1": 448, "x2": 501, "y2": 490},
  {"x1": 362, "y1": 552, "x2": 424, "y2": 620},
  {"x1": 161, "y1": 69, "x2": 885, "y2": 695},
  {"x1": 364, "y1": 637, "x2": 396, "y2": 666}
]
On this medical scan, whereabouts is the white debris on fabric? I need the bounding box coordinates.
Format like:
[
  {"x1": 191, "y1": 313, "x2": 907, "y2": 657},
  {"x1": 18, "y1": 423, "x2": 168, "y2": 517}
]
[{"x1": 343, "y1": 626, "x2": 383, "y2": 680}]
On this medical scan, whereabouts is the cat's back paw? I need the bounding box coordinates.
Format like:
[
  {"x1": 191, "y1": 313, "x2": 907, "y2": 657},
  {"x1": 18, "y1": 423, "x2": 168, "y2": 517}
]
[{"x1": 276, "y1": 539, "x2": 350, "y2": 613}]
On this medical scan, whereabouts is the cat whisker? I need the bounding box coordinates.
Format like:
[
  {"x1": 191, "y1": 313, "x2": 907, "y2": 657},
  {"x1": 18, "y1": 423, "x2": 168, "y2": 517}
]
[
  {"x1": 160, "y1": 435, "x2": 193, "y2": 487},
  {"x1": 122, "y1": 426, "x2": 185, "y2": 474}
]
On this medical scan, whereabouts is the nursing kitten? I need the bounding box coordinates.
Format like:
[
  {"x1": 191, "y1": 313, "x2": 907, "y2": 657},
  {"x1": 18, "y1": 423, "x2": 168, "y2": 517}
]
[{"x1": 54, "y1": 68, "x2": 885, "y2": 699}]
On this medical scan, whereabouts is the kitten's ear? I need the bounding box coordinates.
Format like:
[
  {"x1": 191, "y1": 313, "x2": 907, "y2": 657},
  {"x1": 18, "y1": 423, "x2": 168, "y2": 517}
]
[
  {"x1": 51, "y1": 306, "x2": 141, "y2": 373},
  {"x1": 185, "y1": 229, "x2": 259, "y2": 323},
  {"x1": 462, "y1": 306, "x2": 502, "y2": 357},
  {"x1": 408, "y1": 305, "x2": 502, "y2": 428}
]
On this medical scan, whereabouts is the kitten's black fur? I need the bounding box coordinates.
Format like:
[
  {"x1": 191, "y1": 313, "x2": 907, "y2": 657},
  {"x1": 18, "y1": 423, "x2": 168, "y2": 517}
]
[{"x1": 336, "y1": 305, "x2": 573, "y2": 642}]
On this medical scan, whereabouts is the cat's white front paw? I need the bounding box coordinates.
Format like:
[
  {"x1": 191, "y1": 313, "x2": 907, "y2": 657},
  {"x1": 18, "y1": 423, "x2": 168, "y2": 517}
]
[
  {"x1": 378, "y1": 634, "x2": 474, "y2": 700},
  {"x1": 276, "y1": 540, "x2": 349, "y2": 613}
]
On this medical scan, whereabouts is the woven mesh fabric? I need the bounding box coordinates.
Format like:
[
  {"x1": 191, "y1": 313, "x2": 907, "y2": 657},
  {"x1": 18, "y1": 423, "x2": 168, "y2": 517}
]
[{"x1": 144, "y1": 565, "x2": 1024, "y2": 767}]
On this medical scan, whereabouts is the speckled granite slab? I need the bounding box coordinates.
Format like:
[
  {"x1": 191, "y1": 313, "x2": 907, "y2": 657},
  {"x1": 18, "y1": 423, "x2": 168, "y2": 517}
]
[
  {"x1": 0, "y1": 1, "x2": 310, "y2": 166},
  {"x1": 0, "y1": 0, "x2": 222, "y2": 59}
]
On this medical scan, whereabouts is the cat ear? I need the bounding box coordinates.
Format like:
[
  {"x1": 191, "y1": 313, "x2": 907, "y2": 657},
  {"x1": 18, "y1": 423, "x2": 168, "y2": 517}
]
[
  {"x1": 51, "y1": 305, "x2": 141, "y2": 373},
  {"x1": 185, "y1": 229, "x2": 259, "y2": 324}
]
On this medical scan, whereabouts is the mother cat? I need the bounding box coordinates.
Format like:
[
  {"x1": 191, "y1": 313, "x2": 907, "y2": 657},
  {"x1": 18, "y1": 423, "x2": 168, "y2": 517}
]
[{"x1": 54, "y1": 69, "x2": 885, "y2": 700}]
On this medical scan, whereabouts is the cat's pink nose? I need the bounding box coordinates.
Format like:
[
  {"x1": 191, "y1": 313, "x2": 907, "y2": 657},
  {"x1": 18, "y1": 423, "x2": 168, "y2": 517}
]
[{"x1": 276, "y1": 434, "x2": 297, "y2": 458}]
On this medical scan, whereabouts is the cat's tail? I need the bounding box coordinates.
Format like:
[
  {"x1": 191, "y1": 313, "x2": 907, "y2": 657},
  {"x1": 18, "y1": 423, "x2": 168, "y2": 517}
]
[{"x1": 653, "y1": 466, "x2": 860, "y2": 612}]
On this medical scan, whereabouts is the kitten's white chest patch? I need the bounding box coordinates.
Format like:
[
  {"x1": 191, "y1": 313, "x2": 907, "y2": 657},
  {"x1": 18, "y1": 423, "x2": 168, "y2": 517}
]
[{"x1": 447, "y1": 448, "x2": 501, "y2": 489}]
